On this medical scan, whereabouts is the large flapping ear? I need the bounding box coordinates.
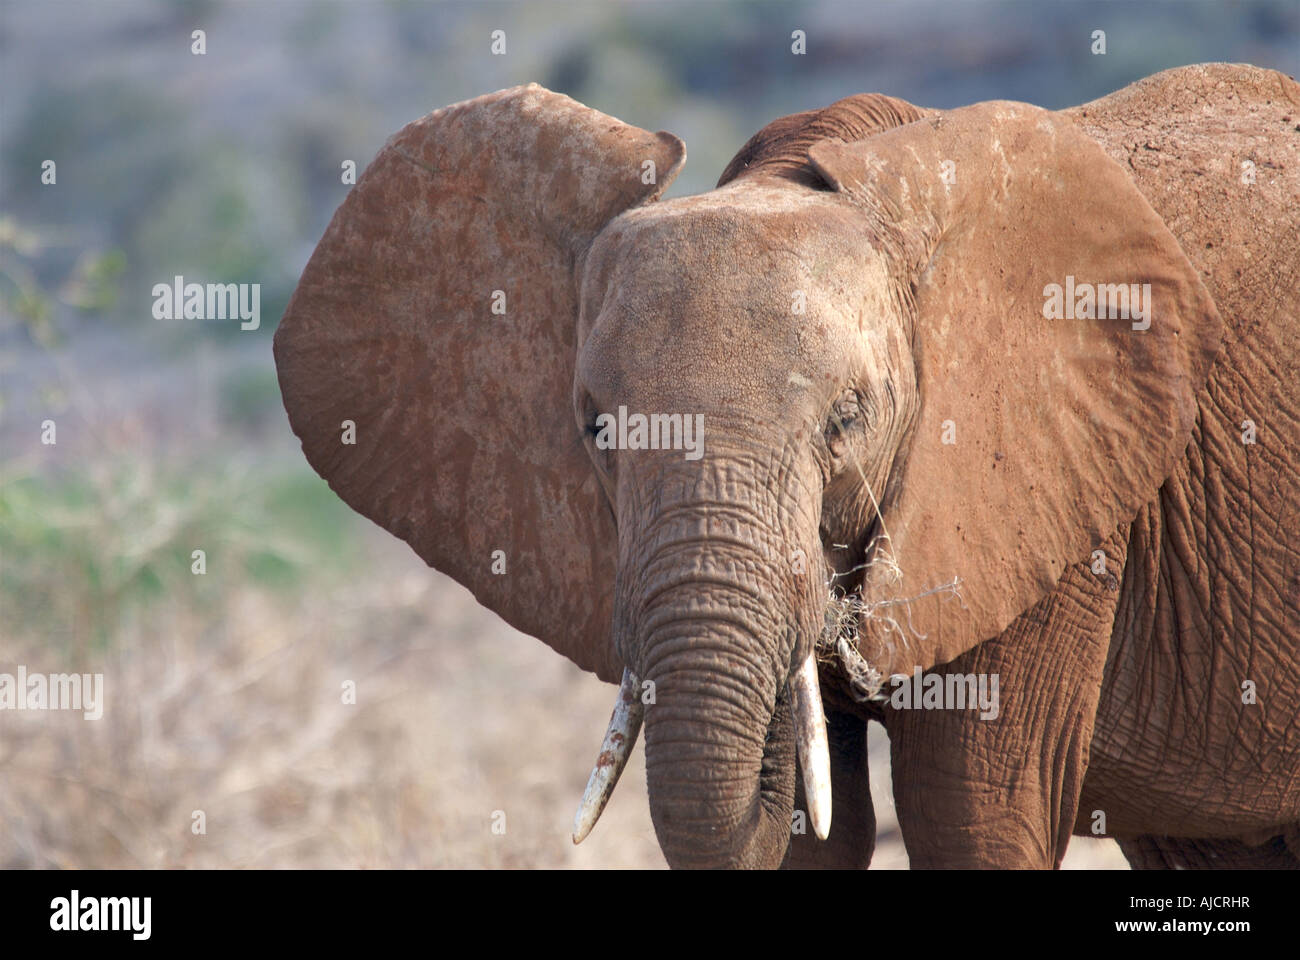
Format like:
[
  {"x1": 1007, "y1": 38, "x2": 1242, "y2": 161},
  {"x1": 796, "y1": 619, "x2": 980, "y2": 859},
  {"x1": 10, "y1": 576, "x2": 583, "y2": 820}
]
[
  {"x1": 274, "y1": 85, "x2": 685, "y2": 682},
  {"x1": 809, "y1": 102, "x2": 1222, "y2": 673}
]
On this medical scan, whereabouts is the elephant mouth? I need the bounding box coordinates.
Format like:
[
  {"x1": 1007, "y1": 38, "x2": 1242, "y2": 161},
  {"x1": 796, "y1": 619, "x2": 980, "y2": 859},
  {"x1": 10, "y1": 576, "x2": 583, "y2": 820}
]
[
  {"x1": 821, "y1": 587, "x2": 887, "y2": 702},
  {"x1": 819, "y1": 518, "x2": 964, "y2": 701}
]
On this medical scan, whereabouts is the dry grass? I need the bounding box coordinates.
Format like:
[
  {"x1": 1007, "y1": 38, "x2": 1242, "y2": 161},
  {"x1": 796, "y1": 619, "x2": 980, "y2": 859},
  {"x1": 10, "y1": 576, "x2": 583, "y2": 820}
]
[{"x1": 0, "y1": 520, "x2": 661, "y2": 868}]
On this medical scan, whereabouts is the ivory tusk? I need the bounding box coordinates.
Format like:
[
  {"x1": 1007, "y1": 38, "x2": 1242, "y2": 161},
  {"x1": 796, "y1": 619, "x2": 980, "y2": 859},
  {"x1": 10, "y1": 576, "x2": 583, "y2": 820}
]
[
  {"x1": 572, "y1": 667, "x2": 644, "y2": 844},
  {"x1": 789, "y1": 651, "x2": 832, "y2": 840}
]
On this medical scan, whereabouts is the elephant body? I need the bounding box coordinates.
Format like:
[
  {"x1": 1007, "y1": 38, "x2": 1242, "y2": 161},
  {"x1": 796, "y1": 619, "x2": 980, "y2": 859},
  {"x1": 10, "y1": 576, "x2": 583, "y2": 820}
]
[
  {"x1": 1076, "y1": 66, "x2": 1300, "y2": 853},
  {"x1": 804, "y1": 64, "x2": 1300, "y2": 869},
  {"x1": 275, "y1": 63, "x2": 1300, "y2": 868}
]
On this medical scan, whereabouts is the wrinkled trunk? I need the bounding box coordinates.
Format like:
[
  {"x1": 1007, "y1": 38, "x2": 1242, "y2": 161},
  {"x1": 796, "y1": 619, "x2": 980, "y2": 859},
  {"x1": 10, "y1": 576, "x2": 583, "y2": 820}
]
[
  {"x1": 617, "y1": 447, "x2": 824, "y2": 868},
  {"x1": 642, "y1": 623, "x2": 799, "y2": 868}
]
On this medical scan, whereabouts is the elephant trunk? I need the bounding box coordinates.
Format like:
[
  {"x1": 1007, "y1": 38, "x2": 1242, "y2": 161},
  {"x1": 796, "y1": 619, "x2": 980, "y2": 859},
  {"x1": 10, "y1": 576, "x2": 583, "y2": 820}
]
[
  {"x1": 626, "y1": 461, "x2": 826, "y2": 868},
  {"x1": 641, "y1": 630, "x2": 797, "y2": 869}
]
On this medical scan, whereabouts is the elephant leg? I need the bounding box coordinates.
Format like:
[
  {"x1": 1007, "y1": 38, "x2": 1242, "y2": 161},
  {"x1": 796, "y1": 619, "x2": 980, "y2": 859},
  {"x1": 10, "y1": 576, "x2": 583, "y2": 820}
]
[
  {"x1": 1117, "y1": 831, "x2": 1300, "y2": 869},
  {"x1": 782, "y1": 710, "x2": 875, "y2": 869},
  {"x1": 885, "y1": 534, "x2": 1126, "y2": 868}
]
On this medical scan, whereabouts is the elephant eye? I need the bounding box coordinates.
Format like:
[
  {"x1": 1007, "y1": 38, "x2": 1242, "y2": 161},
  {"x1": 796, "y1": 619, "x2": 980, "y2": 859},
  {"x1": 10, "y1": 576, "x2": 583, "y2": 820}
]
[
  {"x1": 826, "y1": 390, "x2": 861, "y2": 443},
  {"x1": 581, "y1": 410, "x2": 617, "y2": 478},
  {"x1": 578, "y1": 390, "x2": 603, "y2": 439},
  {"x1": 832, "y1": 390, "x2": 861, "y2": 423}
]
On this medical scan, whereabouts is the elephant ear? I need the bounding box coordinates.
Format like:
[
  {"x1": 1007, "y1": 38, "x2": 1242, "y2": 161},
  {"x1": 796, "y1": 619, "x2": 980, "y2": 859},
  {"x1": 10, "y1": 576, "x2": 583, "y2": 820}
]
[
  {"x1": 809, "y1": 102, "x2": 1222, "y2": 673},
  {"x1": 274, "y1": 84, "x2": 685, "y2": 682}
]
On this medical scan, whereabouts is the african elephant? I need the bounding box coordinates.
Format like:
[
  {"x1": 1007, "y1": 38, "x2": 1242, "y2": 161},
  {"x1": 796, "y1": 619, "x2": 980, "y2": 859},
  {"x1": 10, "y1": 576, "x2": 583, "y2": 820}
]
[{"x1": 273, "y1": 62, "x2": 1300, "y2": 869}]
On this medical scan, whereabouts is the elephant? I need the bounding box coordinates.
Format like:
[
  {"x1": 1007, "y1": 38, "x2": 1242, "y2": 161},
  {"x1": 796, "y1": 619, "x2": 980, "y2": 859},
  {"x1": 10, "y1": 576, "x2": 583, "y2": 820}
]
[{"x1": 273, "y1": 62, "x2": 1300, "y2": 869}]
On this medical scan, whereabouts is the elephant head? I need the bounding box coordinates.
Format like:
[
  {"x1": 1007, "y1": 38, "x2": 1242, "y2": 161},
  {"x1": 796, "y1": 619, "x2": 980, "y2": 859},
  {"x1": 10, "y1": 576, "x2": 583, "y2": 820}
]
[{"x1": 273, "y1": 85, "x2": 1221, "y2": 868}]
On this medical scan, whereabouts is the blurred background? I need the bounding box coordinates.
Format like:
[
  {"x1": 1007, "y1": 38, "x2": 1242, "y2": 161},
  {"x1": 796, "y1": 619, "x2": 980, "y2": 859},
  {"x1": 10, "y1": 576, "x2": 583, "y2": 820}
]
[{"x1": 1, "y1": 0, "x2": 1296, "y2": 869}]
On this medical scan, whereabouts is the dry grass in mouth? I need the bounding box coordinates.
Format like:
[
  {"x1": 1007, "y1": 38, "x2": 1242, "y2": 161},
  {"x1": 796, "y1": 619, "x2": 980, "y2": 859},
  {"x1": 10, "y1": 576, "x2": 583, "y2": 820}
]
[
  {"x1": 819, "y1": 588, "x2": 886, "y2": 701},
  {"x1": 817, "y1": 539, "x2": 963, "y2": 702}
]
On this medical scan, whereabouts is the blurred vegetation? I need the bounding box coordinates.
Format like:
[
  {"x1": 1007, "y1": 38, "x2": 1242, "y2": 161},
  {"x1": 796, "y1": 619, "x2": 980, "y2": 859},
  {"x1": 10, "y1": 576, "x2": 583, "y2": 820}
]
[
  {"x1": 0, "y1": 212, "x2": 353, "y2": 658},
  {"x1": 0, "y1": 216, "x2": 125, "y2": 348},
  {"x1": 0, "y1": 457, "x2": 360, "y2": 652}
]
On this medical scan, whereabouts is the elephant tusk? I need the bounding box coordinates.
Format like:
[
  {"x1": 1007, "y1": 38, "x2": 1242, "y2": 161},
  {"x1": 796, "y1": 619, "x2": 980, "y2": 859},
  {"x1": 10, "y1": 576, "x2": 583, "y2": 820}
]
[
  {"x1": 790, "y1": 651, "x2": 833, "y2": 841},
  {"x1": 572, "y1": 667, "x2": 644, "y2": 844}
]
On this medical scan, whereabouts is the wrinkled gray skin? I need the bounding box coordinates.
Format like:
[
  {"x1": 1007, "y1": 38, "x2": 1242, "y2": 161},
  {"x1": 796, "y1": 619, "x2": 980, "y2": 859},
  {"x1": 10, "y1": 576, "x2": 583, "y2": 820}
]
[{"x1": 275, "y1": 64, "x2": 1300, "y2": 869}]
